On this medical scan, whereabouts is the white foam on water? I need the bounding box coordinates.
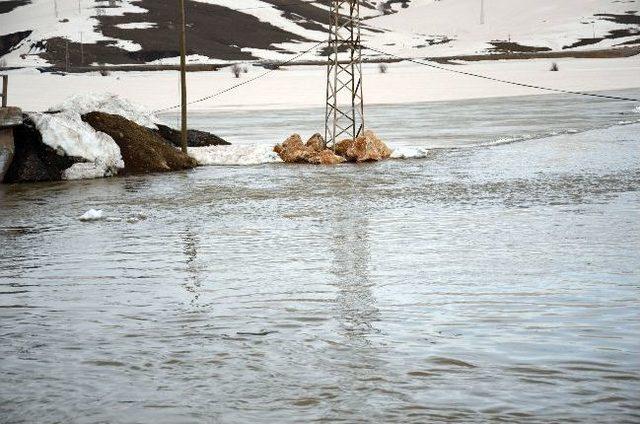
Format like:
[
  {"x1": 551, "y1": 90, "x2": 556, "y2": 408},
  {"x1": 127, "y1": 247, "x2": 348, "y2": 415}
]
[
  {"x1": 189, "y1": 145, "x2": 282, "y2": 166},
  {"x1": 389, "y1": 145, "x2": 431, "y2": 159}
]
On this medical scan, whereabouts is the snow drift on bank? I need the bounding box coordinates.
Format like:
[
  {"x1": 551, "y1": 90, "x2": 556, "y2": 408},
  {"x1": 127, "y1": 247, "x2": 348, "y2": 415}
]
[
  {"x1": 48, "y1": 93, "x2": 162, "y2": 128},
  {"x1": 28, "y1": 92, "x2": 170, "y2": 180},
  {"x1": 29, "y1": 110, "x2": 124, "y2": 180},
  {"x1": 26, "y1": 93, "x2": 163, "y2": 180}
]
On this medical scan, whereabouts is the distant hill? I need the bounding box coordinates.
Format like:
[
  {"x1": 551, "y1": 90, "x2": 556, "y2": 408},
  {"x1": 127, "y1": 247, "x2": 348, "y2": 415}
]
[{"x1": 0, "y1": 0, "x2": 638, "y2": 69}]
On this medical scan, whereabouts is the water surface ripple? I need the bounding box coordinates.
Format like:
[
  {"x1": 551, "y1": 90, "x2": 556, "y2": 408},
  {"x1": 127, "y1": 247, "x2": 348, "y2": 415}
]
[{"x1": 1, "y1": 93, "x2": 640, "y2": 423}]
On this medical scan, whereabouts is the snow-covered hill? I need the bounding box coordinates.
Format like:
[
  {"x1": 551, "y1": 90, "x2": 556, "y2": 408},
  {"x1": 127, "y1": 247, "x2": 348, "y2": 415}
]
[{"x1": 0, "y1": 0, "x2": 639, "y2": 68}]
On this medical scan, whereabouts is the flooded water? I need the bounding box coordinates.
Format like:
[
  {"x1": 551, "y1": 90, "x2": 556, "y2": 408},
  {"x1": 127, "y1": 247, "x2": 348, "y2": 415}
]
[{"x1": 1, "y1": 90, "x2": 640, "y2": 423}]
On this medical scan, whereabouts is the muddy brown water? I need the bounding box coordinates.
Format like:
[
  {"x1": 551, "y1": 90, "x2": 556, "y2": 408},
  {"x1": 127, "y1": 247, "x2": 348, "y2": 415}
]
[{"x1": 1, "y1": 91, "x2": 640, "y2": 423}]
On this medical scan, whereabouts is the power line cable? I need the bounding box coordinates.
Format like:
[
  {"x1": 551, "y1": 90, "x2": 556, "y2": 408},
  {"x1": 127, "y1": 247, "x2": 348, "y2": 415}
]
[
  {"x1": 153, "y1": 39, "x2": 326, "y2": 113},
  {"x1": 364, "y1": 45, "x2": 640, "y2": 103}
]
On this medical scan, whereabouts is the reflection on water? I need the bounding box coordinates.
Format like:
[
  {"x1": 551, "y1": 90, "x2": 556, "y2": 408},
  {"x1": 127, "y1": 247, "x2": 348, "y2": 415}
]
[
  {"x1": 330, "y1": 195, "x2": 379, "y2": 343},
  {"x1": 1, "y1": 94, "x2": 640, "y2": 423},
  {"x1": 182, "y1": 228, "x2": 202, "y2": 306}
]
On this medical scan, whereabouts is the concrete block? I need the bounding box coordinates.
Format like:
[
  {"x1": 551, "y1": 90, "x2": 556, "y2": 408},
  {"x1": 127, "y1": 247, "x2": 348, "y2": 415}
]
[
  {"x1": 0, "y1": 107, "x2": 23, "y2": 128},
  {"x1": 0, "y1": 128, "x2": 15, "y2": 182}
]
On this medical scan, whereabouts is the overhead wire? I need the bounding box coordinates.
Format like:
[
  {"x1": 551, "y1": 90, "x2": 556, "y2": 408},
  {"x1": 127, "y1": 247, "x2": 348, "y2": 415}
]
[
  {"x1": 363, "y1": 45, "x2": 640, "y2": 103},
  {"x1": 11, "y1": 1, "x2": 633, "y2": 109},
  {"x1": 153, "y1": 39, "x2": 327, "y2": 113}
]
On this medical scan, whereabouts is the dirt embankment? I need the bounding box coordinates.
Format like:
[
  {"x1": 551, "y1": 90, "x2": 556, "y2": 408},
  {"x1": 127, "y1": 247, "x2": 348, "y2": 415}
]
[{"x1": 82, "y1": 112, "x2": 197, "y2": 175}]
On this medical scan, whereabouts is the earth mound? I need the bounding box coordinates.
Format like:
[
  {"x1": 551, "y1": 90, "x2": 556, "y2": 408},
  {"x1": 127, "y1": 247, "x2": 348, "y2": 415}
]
[
  {"x1": 153, "y1": 123, "x2": 230, "y2": 148},
  {"x1": 82, "y1": 112, "x2": 197, "y2": 175}
]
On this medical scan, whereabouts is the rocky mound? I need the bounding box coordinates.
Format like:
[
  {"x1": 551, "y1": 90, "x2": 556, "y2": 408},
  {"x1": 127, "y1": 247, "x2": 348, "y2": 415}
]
[
  {"x1": 153, "y1": 123, "x2": 230, "y2": 148},
  {"x1": 82, "y1": 112, "x2": 197, "y2": 175},
  {"x1": 274, "y1": 133, "x2": 346, "y2": 165},
  {"x1": 274, "y1": 130, "x2": 391, "y2": 165}
]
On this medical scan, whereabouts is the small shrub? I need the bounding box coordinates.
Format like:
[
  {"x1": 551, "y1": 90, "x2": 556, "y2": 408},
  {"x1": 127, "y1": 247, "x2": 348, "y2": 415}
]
[
  {"x1": 550, "y1": 62, "x2": 559, "y2": 72},
  {"x1": 231, "y1": 64, "x2": 242, "y2": 78},
  {"x1": 378, "y1": 63, "x2": 388, "y2": 74},
  {"x1": 99, "y1": 69, "x2": 111, "y2": 76},
  {"x1": 242, "y1": 66, "x2": 248, "y2": 74}
]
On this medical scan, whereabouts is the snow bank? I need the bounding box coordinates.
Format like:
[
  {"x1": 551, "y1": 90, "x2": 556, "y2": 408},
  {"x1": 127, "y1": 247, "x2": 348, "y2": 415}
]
[
  {"x1": 188, "y1": 145, "x2": 281, "y2": 166},
  {"x1": 28, "y1": 111, "x2": 124, "y2": 180},
  {"x1": 25, "y1": 93, "x2": 169, "y2": 180},
  {"x1": 48, "y1": 93, "x2": 162, "y2": 128}
]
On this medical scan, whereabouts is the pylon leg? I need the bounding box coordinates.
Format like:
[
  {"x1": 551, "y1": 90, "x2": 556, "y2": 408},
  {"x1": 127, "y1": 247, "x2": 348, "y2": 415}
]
[{"x1": 325, "y1": 0, "x2": 365, "y2": 148}]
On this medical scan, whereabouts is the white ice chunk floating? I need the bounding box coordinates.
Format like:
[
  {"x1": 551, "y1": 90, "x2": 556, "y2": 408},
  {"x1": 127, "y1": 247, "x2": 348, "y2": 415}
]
[{"x1": 79, "y1": 209, "x2": 105, "y2": 222}]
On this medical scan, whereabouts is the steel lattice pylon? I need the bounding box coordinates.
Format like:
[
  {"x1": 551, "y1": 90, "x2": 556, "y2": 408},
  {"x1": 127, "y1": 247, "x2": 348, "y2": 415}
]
[{"x1": 325, "y1": 0, "x2": 365, "y2": 147}]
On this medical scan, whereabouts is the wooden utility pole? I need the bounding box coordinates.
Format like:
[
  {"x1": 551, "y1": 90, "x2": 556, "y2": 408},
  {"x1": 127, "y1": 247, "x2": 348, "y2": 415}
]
[
  {"x1": 65, "y1": 38, "x2": 69, "y2": 72},
  {"x1": 1, "y1": 75, "x2": 8, "y2": 107},
  {"x1": 179, "y1": 0, "x2": 188, "y2": 153}
]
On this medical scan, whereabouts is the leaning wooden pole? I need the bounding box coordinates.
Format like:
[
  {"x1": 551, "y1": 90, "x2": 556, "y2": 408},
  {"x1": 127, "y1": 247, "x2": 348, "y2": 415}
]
[{"x1": 179, "y1": 0, "x2": 188, "y2": 154}]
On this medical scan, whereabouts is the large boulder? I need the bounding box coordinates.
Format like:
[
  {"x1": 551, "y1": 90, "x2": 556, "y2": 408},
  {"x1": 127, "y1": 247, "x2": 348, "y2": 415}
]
[
  {"x1": 306, "y1": 133, "x2": 326, "y2": 152},
  {"x1": 335, "y1": 130, "x2": 392, "y2": 162},
  {"x1": 274, "y1": 134, "x2": 309, "y2": 163},
  {"x1": 274, "y1": 133, "x2": 345, "y2": 165},
  {"x1": 307, "y1": 149, "x2": 347, "y2": 165},
  {"x1": 82, "y1": 112, "x2": 197, "y2": 175},
  {"x1": 3, "y1": 116, "x2": 81, "y2": 183},
  {"x1": 153, "y1": 123, "x2": 230, "y2": 148}
]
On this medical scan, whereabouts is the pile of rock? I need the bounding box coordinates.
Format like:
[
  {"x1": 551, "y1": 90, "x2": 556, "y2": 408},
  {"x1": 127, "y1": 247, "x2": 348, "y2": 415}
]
[
  {"x1": 274, "y1": 130, "x2": 391, "y2": 165},
  {"x1": 274, "y1": 133, "x2": 346, "y2": 165}
]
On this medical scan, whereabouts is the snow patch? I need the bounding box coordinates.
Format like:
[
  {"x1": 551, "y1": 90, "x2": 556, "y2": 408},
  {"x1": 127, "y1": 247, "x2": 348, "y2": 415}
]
[
  {"x1": 115, "y1": 22, "x2": 157, "y2": 30},
  {"x1": 79, "y1": 209, "x2": 105, "y2": 222},
  {"x1": 48, "y1": 93, "x2": 162, "y2": 128},
  {"x1": 189, "y1": 145, "x2": 281, "y2": 166},
  {"x1": 29, "y1": 111, "x2": 124, "y2": 178}
]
